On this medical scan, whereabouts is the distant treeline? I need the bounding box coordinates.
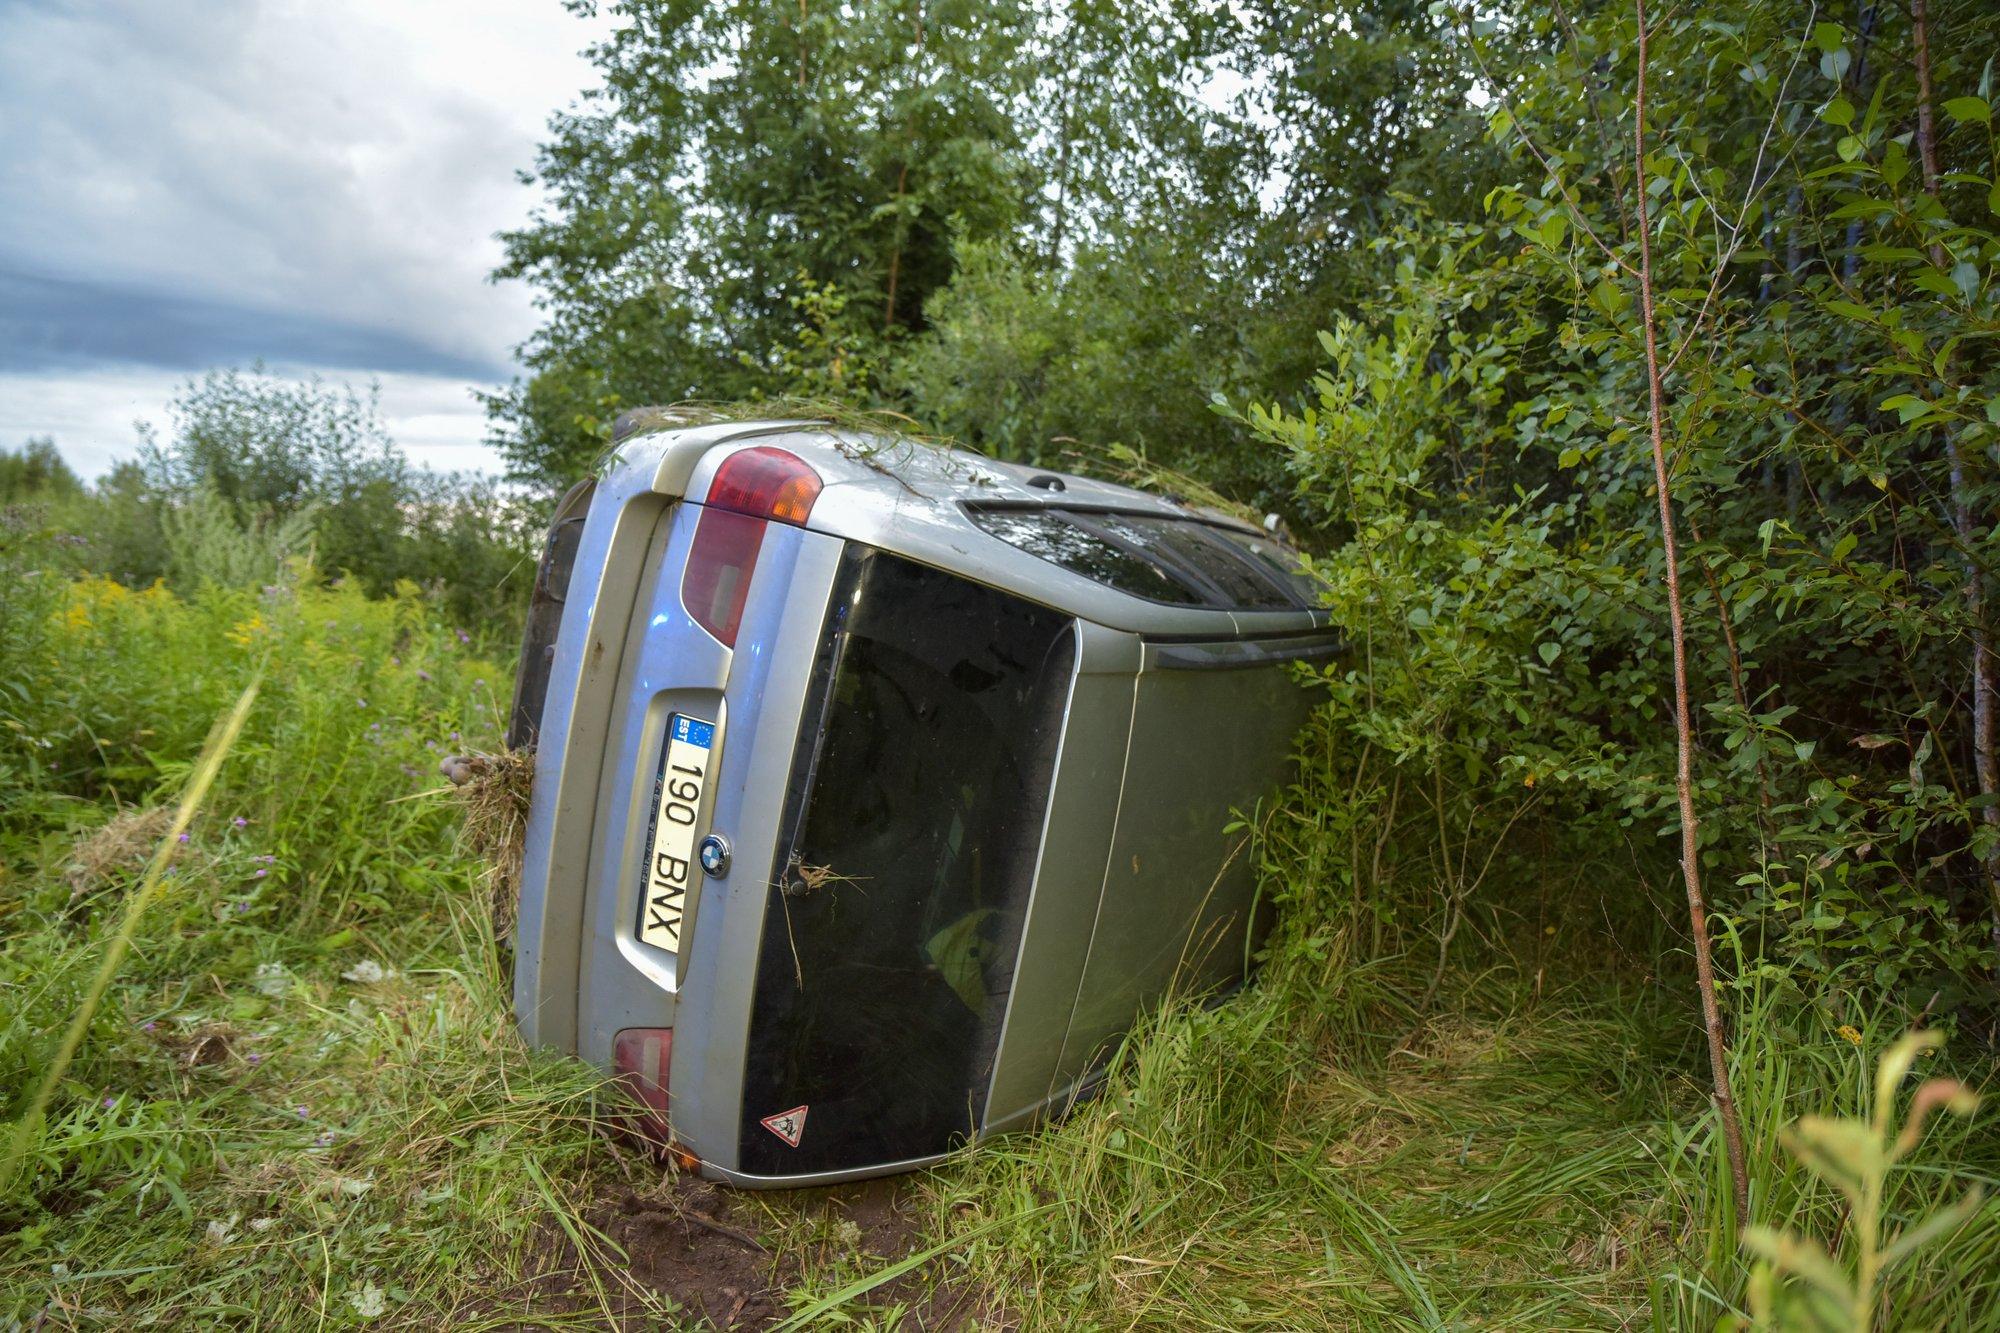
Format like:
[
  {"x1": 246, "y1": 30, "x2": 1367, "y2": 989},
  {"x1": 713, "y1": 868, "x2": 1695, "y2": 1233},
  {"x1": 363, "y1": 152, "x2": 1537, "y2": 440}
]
[{"x1": 1, "y1": 369, "x2": 532, "y2": 637}]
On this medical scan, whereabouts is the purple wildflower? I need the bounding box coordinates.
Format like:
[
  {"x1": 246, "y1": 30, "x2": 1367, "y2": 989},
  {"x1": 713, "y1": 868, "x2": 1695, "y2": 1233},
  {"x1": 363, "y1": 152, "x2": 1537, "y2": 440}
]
[
  {"x1": 246, "y1": 1052, "x2": 263, "y2": 1066},
  {"x1": 102, "y1": 1097, "x2": 116, "y2": 1110},
  {"x1": 295, "y1": 1106, "x2": 309, "y2": 1120},
  {"x1": 313, "y1": 1130, "x2": 335, "y2": 1147},
  {"x1": 141, "y1": 1021, "x2": 157, "y2": 1032},
  {"x1": 232, "y1": 816, "x2": 248, "y2": 829},
  {"x1": 178, "y1": 832, "x2": 190, "y2": 844},
  {"x1": 235, "y1": 900, "x2": 251, "y2": 912},
  {"x1": 255, "y1": 869, "x2": 267, "y2": 878},
  {"x1": 417, "y1": 669, "x2": 431, "y2": 682}
]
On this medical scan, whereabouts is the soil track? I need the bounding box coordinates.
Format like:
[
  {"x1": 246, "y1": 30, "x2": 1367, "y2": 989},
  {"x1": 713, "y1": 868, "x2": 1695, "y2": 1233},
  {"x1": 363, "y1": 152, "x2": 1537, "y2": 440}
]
[{"x1": 512, "y1": 1167, "x2": 987, "y2": 1329}]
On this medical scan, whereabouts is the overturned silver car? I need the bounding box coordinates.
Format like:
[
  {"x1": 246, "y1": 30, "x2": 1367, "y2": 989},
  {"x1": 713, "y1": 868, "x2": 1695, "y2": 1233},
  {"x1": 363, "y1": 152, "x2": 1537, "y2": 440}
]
[{"x1": 508, "y1": 416, "x2": 1331, "y2": 1186}]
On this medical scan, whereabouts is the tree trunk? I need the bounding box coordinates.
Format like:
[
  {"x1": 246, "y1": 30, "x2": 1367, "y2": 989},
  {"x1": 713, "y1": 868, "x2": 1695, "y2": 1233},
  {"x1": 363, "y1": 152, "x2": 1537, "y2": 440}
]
[
  {"x1": 1633, "y1": 0, "x2": 1752, "y2": 1225},
  {"x1": 883, "y1": 3, "x2": 924, "y2": 334},
  {"x1": 884, "y1": 160, "x2": 909, "y2": 333}
]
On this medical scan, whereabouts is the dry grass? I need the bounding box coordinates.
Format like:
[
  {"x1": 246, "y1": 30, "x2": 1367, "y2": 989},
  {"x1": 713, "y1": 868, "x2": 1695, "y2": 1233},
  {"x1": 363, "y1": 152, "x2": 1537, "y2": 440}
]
[
  {"x1": 64, "y1": 805, "x2": 175, "y2": 901},
  {"x1": 447, "y1": 748, "x2": 536, "y2": 943}
]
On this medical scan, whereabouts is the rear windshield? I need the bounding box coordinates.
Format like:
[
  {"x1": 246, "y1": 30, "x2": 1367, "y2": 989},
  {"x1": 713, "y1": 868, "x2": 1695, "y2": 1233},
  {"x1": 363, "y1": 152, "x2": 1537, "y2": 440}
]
[
  {"x1": 967, "y1": 505, "x2": 1311, "y2": 611},
  {"x1": 739, "y1": 547, "x2": 1074, "y2": 1175}
]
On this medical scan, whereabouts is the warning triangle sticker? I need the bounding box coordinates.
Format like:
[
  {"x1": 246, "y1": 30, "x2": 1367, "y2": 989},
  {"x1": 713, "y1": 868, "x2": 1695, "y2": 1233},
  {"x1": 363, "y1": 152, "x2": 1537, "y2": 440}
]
[{"x1": 759, "y1": 1105, "x2": 808, "y2": 1148}]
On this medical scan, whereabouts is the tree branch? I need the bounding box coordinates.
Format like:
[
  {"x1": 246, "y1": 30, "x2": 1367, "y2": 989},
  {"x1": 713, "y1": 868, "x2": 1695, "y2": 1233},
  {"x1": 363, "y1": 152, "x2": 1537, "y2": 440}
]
[{"x1": 1633, "y1": 0, "x2": 1751, "y2": 1226}]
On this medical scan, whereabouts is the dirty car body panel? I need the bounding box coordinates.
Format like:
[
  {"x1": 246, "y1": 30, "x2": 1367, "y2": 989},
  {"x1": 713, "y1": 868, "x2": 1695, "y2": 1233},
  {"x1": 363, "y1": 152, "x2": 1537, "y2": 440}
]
[{"x1": 512, "y1": 421, "x2": 1331, "y2": 1186}]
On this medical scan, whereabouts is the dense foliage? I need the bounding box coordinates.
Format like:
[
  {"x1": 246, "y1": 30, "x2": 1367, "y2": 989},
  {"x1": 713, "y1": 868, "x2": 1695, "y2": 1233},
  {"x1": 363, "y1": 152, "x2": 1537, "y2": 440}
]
[
  {"x1": 1250, "y1": 0, "x2": 2000, "y2": 1013},
  {"x1": 489, "y1": 0, "x2": 1500, "y2": 500}
]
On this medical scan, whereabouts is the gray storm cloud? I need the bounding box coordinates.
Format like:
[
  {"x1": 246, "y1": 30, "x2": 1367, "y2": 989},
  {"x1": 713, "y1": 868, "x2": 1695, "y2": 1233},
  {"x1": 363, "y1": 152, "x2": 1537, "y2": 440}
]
[{"x1": 0, "y1": 0, "x2": 599, "y2": 385}]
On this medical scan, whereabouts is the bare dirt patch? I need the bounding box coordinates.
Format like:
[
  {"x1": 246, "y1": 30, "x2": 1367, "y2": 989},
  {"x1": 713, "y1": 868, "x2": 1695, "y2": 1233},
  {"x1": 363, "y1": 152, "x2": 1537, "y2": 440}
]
[{"x1": 515, "y1": 1166, "x2": 987, "y2": 1330}]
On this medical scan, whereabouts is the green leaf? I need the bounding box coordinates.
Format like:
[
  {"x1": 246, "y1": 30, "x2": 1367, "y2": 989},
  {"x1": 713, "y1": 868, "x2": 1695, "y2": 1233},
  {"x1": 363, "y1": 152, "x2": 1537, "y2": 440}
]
[
  {"x1": 1784, "y1": 1115, "x2": 1880, "y2": 1199},
  {"x1": 1821, "y1": 96, "x2": 1855, "y2": 128},
  {"x1": 1874, "y1": 1030, "x2": 1945, "y2": 1112},
  {"x1": 1943, "y1": 96, "x2": 1992, "y2": 125},
  {"x1": 1538, "y1": 642, "x2": 1561, "y2": 666},
  {"x1": 1558, "y1": 447, "x2": 1583, "y2": 468},
  {"x1": 1831, "y1": 534, "x2": 1858, "y2": 563},
  {"x1": 1810, "y1": 22, "x2": 1845, "y2": 54},
  {"x1": 1879, "y1": 393, "x2": 1931, "y2": 423},
  {"x1": 1836, "y1": 135, "x2": 1865, "y2": 162},
  {"x1": 1741, "y1": 1225, "x2": 1852, "y2": 1302},
  {"x1": 1914, "y1": 268, "x2": 1963, "y2": 298}
]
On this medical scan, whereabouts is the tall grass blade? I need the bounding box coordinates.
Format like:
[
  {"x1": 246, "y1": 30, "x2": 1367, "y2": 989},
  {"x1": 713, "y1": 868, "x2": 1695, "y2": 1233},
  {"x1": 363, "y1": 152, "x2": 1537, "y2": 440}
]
[{"x1": 0, "y1": 677, "x2": 259, "y2": 1194}]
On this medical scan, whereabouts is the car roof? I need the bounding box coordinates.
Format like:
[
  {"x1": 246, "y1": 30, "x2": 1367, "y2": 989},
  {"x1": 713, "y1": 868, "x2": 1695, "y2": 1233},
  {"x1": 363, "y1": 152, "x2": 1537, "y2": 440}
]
[{"x1": 618, "y1": 417, "x2": 1324, "y2": 638}]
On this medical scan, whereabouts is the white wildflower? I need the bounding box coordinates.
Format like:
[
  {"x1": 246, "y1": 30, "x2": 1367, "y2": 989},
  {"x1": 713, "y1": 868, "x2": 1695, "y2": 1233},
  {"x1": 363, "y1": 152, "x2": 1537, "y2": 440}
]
[
  {"x1": 335, "y1": 1174, "x2": 374, "y2": 1198},
  {"x1": 340, "y1": 959, "x2": 394, "y2": 984},
  {"x1": 248, "y1": 1216, "x2": 277, "y2": 1233},
  {"x1": 252, "y1": 962, "x2": 290, "y2": 997},
  {"x1": 205, "y1": 1213, "x2": 238, "y2": 1245}
]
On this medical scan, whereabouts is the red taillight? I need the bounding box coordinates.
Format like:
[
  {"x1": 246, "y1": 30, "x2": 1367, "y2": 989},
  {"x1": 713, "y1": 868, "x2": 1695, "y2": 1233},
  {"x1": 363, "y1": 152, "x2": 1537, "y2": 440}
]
[
  {"x1": 681, "y1": 448, "x2": 822, "y2": 648},
  {"x1": 613, "y1": 1027, "x2": 672, "y2": 1145},
  {"x1": 704, "y1": 446, "x2": 822, "y2": 525}
]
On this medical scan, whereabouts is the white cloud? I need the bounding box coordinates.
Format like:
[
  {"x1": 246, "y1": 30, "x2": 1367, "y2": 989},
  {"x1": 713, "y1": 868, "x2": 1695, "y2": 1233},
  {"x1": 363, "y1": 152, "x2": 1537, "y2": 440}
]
[
  {"x1": 0, "y1": 364, "x2": 495, "y2": 479},
  {"x1": 0, "y1": 0, "x2": 611, "y2": 472}
]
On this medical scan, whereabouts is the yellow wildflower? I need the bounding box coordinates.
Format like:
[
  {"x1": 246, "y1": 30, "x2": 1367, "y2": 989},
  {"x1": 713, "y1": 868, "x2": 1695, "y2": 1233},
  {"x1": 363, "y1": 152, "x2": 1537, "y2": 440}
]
[
  {"x1": 226, "y1": 613, "x2": 269, "y2": 647},
  {"x1": 1837, "y1": 1024, "x2": 1863, "y2": 1046}
]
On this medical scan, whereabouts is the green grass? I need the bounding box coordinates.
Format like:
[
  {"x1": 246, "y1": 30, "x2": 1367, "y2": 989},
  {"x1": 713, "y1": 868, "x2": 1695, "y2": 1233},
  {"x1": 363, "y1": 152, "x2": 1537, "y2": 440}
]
[
  {"x1": 910, "y1": 950, "x2": 2000, "y2": 1331},
  {"x1": 0, "y1": 559, "x2": 653, "y2": 1325},
  {"x1": 920, "y1": 962, "x2": 1692, "y2": 1330}
]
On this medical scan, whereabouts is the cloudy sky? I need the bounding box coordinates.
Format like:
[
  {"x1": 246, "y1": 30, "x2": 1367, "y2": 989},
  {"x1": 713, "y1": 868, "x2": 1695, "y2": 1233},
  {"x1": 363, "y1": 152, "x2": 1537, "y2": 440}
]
[{"x1": 0, "y1": 0, "x2": 610, "y2": 477}]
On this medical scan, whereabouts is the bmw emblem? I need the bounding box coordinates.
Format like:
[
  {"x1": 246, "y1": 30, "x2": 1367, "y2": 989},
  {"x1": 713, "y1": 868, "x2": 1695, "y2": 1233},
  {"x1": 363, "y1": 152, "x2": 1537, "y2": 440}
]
[{"x1": 698, "y1": 833, "x2": 731, "y2": 878}]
